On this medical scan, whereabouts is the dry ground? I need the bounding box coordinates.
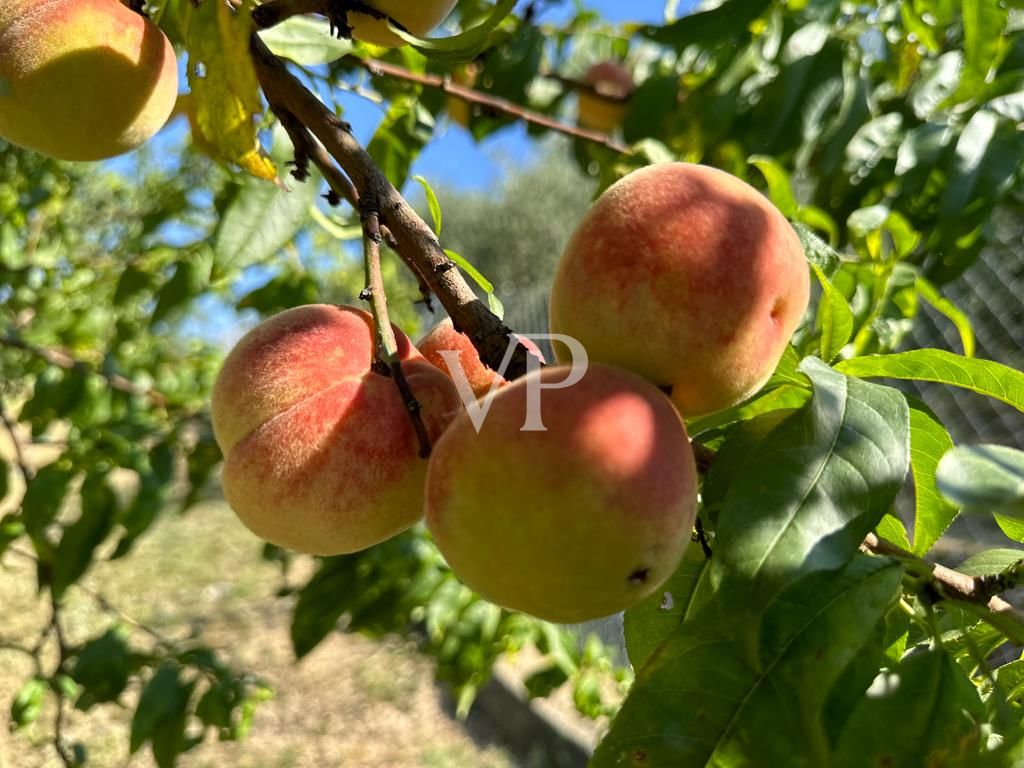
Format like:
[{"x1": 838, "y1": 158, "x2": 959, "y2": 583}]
[{"x1": 0, "y1": 494, "x2": 519, "y2": 768}]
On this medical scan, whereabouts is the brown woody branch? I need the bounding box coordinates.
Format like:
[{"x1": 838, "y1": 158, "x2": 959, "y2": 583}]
[
  {"x1": 251, "y1": 35, "x2": 533, "y2": 379},
  {"x1": 347, "y1": 56, "x2": 630, "y2": 154},
  {"x1": 862, "y1": 532, "x2": 1024, "y2": 615}
]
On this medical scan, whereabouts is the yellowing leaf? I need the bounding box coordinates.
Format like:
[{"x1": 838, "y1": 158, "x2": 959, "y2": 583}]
[{"x1": 185, "y1": 0, "x2": 275, "y2": 181}]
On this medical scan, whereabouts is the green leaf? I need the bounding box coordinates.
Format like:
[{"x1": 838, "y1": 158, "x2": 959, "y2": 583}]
[
  {"x1": 413, "y1": 175, "x2": 443, "y2": 236},
  {"x1": 368, "y1": 96, "x2": 434, "y2": 188},
  {"x1": 591, "y1": 556, "x2": 903, "y2": 767},
  {"x1": 260, "y1": 15, "x2": 353, "y2": 65},
  {"x1": 443, "y1": 248, "x2": 494, "y2": 294},
  {"x1": 52, "y1": 473, "x2": 118, "y2": 600},
  {"x1": 70, "y1": 627, "x2": 133, "y2": 710},
  {"x1": 956, "y1": 548, "x2": 1024, "y2": 577},
  {"x1": 710, "y1": 358, "x2": 909, "y2": 660},
  {"x1": 875, "y1": 513, "x2": 912, "y2": 552},
  {"x1": 130, "y1": 663, "x2": 195, "y2": 765},
  {"x1": 623, "y1": 541, "x2": 708, "y2": 671},
  {"x1": 20, "y1": 461, "x2": 74, "y2": 543},
  {"x1": 810, "y1": 263, "x2": 854, "y2": 362},
  {"x1": 10, "y1": 677, "x2": 47, "y2": 730},
  {"x1": 212, "y1": 171, "x2": 318, "y2": 278},
  {"x1": 151, "y1": 252, "x2": 209, "y2": 326},
  {"x1": 642, "y1": 0, "x2": 774, "y2": 48},
  {"x1": 958, "y1": 0, "x2": 1009, "y2": 101},
  {"x1": 915, "y1": 276, "x2": 975, "y2": 358},
  {"x1": 906, "y1": 396, "x2": 959, "y2": 556},
  {"x1": 0, "y1": 457, "x2": 7, "y2": 503},
  {"x1": 936, "y1": 444, "x2": 1024, "y2": 519},
  {"x1": 389, "y1": 0, "x2": 517, "y2": 61},
  {"x1": 523, "y1": 663, "x2": 570, "y2": 700},
  {"x1": 290, "y1": 557, "x2": 354, "y2": 658},
  {"x1": 832, "y1": 647, "x2": 984, "y2": 767},
  {"x1": 750, "y1": 155, "x2": 798, "y2": 218},
  {"x1": 687, "y1": 383, "x2": 812, "y2": 438},
  {"x1": 836, "y1": 349, "x2": 1024, "y2": 413}
]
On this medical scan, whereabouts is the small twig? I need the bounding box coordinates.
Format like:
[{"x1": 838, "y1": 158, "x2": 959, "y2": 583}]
[
  {"x1": 861, "y1": 532, "x2": 1024, "y2": 644},
  {"x1": 350, "y1": 56, "x2": 630, "y2": 154},
  {"x1": 360, "y1": 197, "x2": 433, "y2": 458}
]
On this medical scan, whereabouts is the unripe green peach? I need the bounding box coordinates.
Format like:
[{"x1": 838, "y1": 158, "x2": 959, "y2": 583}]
[
  {"x1": 0, "y1": 0, "x2": 178, "y2": 161},
  {"x1": 426, "y1": 364, "x2": 697, "y2": 623},
  {"x1": 576, "y1": 61, "x2": 634, "y2": 134},
  {"x1": 417, "y1": 318, "x2": 545, "y2": 399},
  {"x1": 349, "y1": 0, "x2": 459, "y2": 48},
  {"x1": 212, "y1": 305, "x2": 462, "y2": 556},
  {"x1": 550, "y1": 162, "x2": 810, "y2": 416}
]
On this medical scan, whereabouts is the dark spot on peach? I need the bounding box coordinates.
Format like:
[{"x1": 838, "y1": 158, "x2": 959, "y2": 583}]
[{"x1": 629, "y1": 568, "x2": 650, "y2": 585}]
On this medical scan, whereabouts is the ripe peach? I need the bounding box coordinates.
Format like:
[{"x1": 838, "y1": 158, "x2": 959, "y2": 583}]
[
  {"x1": 417, "y1": 318, "x2": 545, "y2": 399},
  {"x1": 425, "y1": 364, "x2": 697, "y2": 623},
  {"x1": 549, "y1": 162, "x2": 810, "y2": 416},
  {"x1": 349, "y1": 0, "x2": 459, "y2": 47},
  {"x1": 0, "y1": 0, "x2": 178, "y2": 161},
  {"x1": 211, "y1": 305, "x2": 461, "y2": 556},
  {"x1": 576, "y1": 61, "x2": 634, "y2": 134}
]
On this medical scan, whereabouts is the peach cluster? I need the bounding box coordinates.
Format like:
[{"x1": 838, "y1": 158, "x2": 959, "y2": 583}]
[{"x1": 211, "y1": 162, "x2": 808, "y2": 623}]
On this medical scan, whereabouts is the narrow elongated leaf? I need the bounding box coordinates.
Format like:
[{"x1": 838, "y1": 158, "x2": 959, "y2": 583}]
[
  {"x1": 936, "y1": 444, "x2": 1024, "y2": 518},
  {"x1": 710, "y1": 358, "x2": 909, "y2": 658},
  {"x1": 623, "y1": 541, "x2": 709, "y2": 671},
  {"x1": 906, "y1": 396, "x2": 959, "y2": 555},
  {"x1": 592, "y1": 557, "x2": 903, "y2": 768},
  {"x1": 916, "y1": 276, "x2": 975, "y2": 358},
  {"x1": 413, "y1": 175, "x2": 443, "y2": 236},
  {"x1": 391, "y1": 0, "x2": 517, "y2": 60},
  {"x1": 837, "y1": 349, "x2": 1024, "y2": 413},
  {"x1": 956, "y1": 548, "x2": 1024, "y2": 577},
  {"x1": 810, "y1": 263, "x2": 854, "y2": 362},
  {"x1": 832, "y1": 647, "x2": 984, "y2": 767},
  {"x1": 52, "y1": 474, "x2": 118, "y2": 600},
  {"x1": 749, "y1": 156, "x2": 798, "y2": 217},
  {"x1": 130, "y1": 663, "x2": 195, "y2": 757}
]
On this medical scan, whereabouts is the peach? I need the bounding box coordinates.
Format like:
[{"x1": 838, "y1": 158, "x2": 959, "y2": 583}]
[
  {"x1": 211, "y1": 305, "x2": 461, "y2": 556},
  {"x1": 349, "y1": 0, "x2": 459, "y2": 47},
  {"x1": 0, "y1": 0, "x2": 178, "y2": 161},
  {"x1": 549, "y1": 162, "x2": 810, "y2": 416},
  {"x1": 417, "y1": 318, "x2": 545, "y2": 399},
  {"x1": 425, "y1": 364, "x2": 697, "y2": 623},
  {"x1": 576, "y1": 61, "x2": 634, "y2": 134}
]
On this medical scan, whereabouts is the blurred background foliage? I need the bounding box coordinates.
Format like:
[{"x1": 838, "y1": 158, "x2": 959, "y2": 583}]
[{"x1": 2, "y1": 0, "x2": 1024, "y2": 765}]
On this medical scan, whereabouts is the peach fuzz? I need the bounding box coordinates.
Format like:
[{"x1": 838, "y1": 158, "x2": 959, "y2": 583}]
[
  {"x1": 348, "y1": 0, "x2": 459, "y2": 47},
  {"x1": 577, "y1": 61, "x2": 634, "y2": 134},
  {"x1": 417, "y1": 318, "x2": 545, "y2": 399},
  {"x1": 549, "y1": 162, "x2": 810, "y2": 417},
  {"x1": 211, "y1": 305, "x2": 461, "y2": 556},
  {"x1": 425, "y1": 364, "x2": 697, "y2": 623},
  {"x1": 0, "y1": 0, "x2": 178, "y2": 161}
]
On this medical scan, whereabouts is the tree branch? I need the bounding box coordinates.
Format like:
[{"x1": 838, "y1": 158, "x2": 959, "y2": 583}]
[
  {"x1": 348, "y1": 56, "x2": 630, "y2": 154},
  {"x1": 0, "y1": 334, "x2": 168, "y2": 408},
  {"x1": 861, "y1": 532, "x2": 1024, "y2": 644},
  {"x1": 251, "y1": 34, "x2": 534, "y2": 379}
]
